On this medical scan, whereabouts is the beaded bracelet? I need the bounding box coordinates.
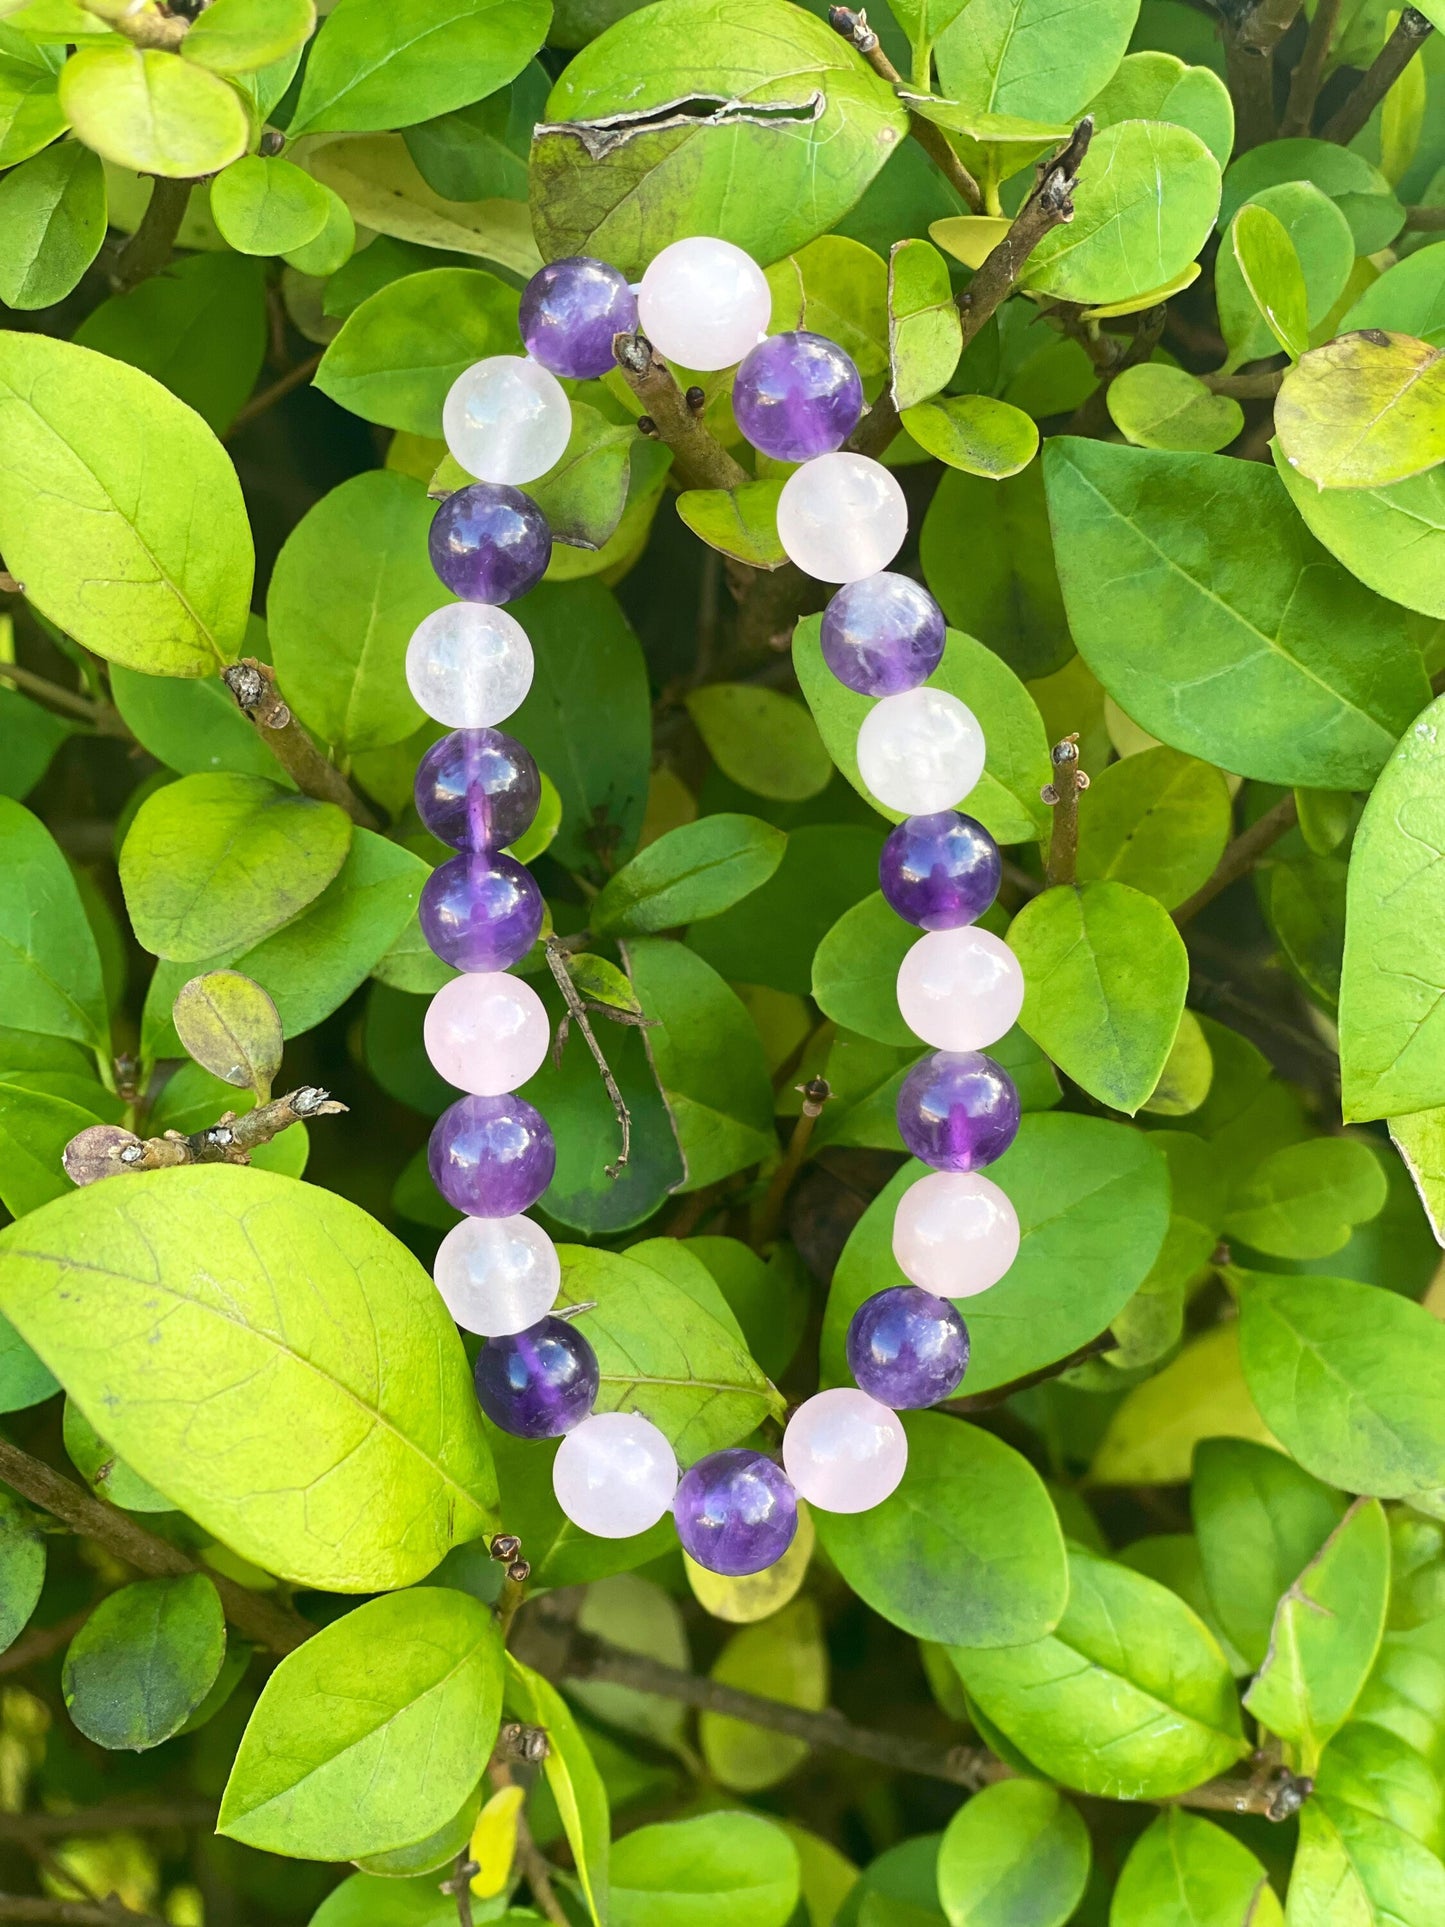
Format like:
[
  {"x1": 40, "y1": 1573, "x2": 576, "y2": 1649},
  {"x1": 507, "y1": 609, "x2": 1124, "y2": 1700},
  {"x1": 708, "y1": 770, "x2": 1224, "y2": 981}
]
[{"x1": 405, "y1": 237, "x2": 1024, "y2": 1583}]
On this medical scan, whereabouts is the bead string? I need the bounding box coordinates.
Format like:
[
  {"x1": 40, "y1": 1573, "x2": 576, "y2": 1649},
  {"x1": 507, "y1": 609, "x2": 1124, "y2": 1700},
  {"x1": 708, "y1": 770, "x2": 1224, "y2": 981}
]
[{"x1": 408, "y1": 238, "x2": 1022, "y2": 1582}]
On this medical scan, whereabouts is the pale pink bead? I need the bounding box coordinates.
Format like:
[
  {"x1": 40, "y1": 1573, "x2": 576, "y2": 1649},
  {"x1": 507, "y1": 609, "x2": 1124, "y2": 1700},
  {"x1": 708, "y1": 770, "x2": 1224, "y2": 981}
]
[
  {"x1": 552, "y1": 1411, "x2": 679, "y2": 1538},
  {"x1": 892, "y1": 1171, "x2": 1020, "y2": 1298},
  {"x1": 895, "y1": 926, "x2": 1025, "y2": 1051},
  {"x1": 424, "y1": 972, "x2": 549, "y2": 1095},
  {"x1": 782, "y1": 1389, "x2": 907, "y2": 1513}
]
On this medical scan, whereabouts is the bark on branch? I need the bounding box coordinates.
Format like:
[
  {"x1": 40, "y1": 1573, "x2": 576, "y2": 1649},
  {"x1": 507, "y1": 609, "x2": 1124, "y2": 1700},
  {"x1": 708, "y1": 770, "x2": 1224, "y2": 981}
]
[
  {"x1": 62, "y1": 1087, "x2": 345, "y2": 1185},
  {"x1": 957, "y1": 119, "x2": 1095, "y2": 354},
  {"x1": 1172, "y1": 793, "x2": 1298, "y2": 926},
  {"x1": 1321, "y1": 7, "x2": 1435, "y2": 146},
  {"x1": 611, "y1": 336, "x2": 748, "y2": 493},
  {"x1": 827, "y1": 6, "x2": 985, "y2": 212},
  {"x1": 1043, "y1": 734, "x2": 1088, "y2": 887},
  {"x1": 1222, "y1": 0, "x2": 1302, "y2": 149},
  {"x1": 110, "y1": 180, "x2": 193, "y2": 294},
  {"x1": 222, "y1": 659, "x2": 379, "y2": 827}
]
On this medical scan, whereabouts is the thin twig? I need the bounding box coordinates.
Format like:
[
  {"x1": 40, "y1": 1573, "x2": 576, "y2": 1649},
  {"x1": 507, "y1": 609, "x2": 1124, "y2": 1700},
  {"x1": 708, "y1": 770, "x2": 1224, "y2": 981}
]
[
  {"x1": 938, "y1": 1329, "x2": 1117, "y2": 1413},
  {"x1": 111, "y1": 180, "x2": 192, "y2": 293},
  {"x1": 827, "y1": 7, "x2": 984, "y2": 211},
  {"x1": 1201, "y1": 367, "x2": 1286, "y2": 398},
  {"x1": 223, "y1": 351, "x2": 325, "y2": 441},
  {"x1": 1321, "y1": 7, "x2": 1434, "y2": 146},
  {"x1": 222, "y1": 659, "x2": 378, "y2": 827},
  {"x1": 0, "y1": 1612, "x2": 90, "y2": 1679},
  {"x1": 64, "y1": 1086, "x2": 346, "y2": 1183},
  {"x1": 1406, "y1": 204, "x2": 1445, "y2": 229},
  {"x1": 752, "y1": 1078, "x2": 831, "y2": 1250},
  {"x1": 0, "y1": 1806, "x2": 217, "y2": 1841},
  {"x1": 957, "y1": 119, "x2": 1095, "y2": 354},
  {"x1": 0, "y1": 1897, "x2": 168, "y2": 1924},
  {"x1": 1223, "y1": 0, "x2": 1302, "y2": 150},
  {"x1": 0, "y1": 664, "x2": 129, "y2": 736},
  {"x1": 440, "y1": 1853, "x2": 476, "y2": 1927},
  {"x1": 544, "y1": 938, "x2": 632, "y2": 1178},
  {"x1": 1281, "y1": 0, "x2": 1344, "y2": 134},
  {"x1": 1043, "y1": 735, "x2": 1087, "y2": 887},
  {"x1": 1172, "y1": 793, "x2": 1299, "y2": 926}
]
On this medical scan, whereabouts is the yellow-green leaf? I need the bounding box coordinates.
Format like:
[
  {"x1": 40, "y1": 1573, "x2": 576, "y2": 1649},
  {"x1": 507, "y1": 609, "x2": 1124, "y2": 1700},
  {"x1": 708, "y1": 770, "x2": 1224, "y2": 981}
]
[
  {"x1": 59, "y1": 42, "x2": 248, "y2": 177},
  {"x1": 1276, "y1": 331, "x2": 1445, "y2": 490}
]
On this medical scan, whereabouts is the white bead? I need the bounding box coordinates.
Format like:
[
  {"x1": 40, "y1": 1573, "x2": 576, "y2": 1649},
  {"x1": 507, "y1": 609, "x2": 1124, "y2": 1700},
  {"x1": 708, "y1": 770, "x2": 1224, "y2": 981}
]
[
  {"x1": 896, "y1": 927, "x2": 1024, "y2": 1051},
  {"x1": 424, "y1": 972, "x2": 549, "y2": 1095},
  {"x1": 443, "y1": 354, "x2": 572, "y2": 485},
  {"x1": 636, "y1": 236, "x2": 772, "y2": 371},
  {"x1": 856, "y1": 687, "x2": 986, "y2": 814},
  {"x1": 433, "y1": 1214, "x2": 560, "y2": 1335},
  {"x1": 782, "y1": 1389, "x2": 907, "y2": 1513},
  {"x1": 892, "y1": 1171, "x2": 1020, "y2": 1298},
  {"x1": 775, "y1": 453, "x2": 908, "y2": 583},
  {"x1": 406, "y1": 603, "x2": 534, "y2": 728},
  {"x1": 552, "y1": 1411, "x2": 679, "y2": 1538}
]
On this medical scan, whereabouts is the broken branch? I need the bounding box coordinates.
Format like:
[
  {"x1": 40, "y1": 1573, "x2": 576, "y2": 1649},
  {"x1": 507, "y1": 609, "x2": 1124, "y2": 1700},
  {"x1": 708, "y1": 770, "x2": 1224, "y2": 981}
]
[
  {"x1": 63, "y1": 1086, "x2": 345, "y2": 1184},
  {"x1": 827, "y1": 7, "x2": 984, "y2": 212},
  {"x1": 222, "y1": 659, "x2": 379, "y2": 828}
]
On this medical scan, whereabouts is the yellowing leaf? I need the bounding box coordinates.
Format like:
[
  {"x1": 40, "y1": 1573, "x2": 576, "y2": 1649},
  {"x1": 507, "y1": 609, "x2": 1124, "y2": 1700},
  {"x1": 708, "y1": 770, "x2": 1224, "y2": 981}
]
[
  {"x1": 1276, "y1": 331, "x2": 1445, "y2": 489},
  {"x1": 1090, "y1": 1324, "x2": 1278, "y2": 1485},
  {"x1": 469, "y1": 1783, "x2": 525, "y2": 1899}
]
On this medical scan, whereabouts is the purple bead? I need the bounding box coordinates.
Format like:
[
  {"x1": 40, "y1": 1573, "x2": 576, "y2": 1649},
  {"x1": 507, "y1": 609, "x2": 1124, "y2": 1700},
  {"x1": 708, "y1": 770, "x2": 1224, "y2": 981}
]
[
  {"x1": 673, "y1": 1447, "x2": 798, "y2": 1577},
  {"x1": 821, "y1": 573, "x2": 946, "y2": 696},
  {"x1": 732, "y1": 331, "x2": 864, "y2": 462},
  {"x1": 474, "y1": 1316, "x2": 599, "y2": 1439},
  {"x1": 415, "y1": 730, "x2": 541, "y2": 853},
  {"x1": 519, "y1": 256, "x2": 638, "y2": 380},
  {"x1": 429, "y1": 1093, "x2": 555, "y2": 1217},
  {"x1": 846, "y1": 1285, "x2": 969, "y2": 1409},
  {"x1": 430, "y1": 485, "x2": 551, "y2": 604},
  {"x1": 419, "y1": 852, "x2": 542, "y2": 971},
  {"x1": 880, "y1": 812, "x2": 1001, "y2": 930},
  {"x1": 897, "y1": 1051, "x2": 1020, "y2": 1171}
]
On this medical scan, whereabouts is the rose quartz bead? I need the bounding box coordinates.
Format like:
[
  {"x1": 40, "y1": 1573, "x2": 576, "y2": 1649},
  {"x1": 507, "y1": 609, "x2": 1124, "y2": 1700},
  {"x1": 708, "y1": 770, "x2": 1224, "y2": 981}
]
[
  {"x1": 433, "y1": 1214, "x2": 560, "y2": 1335},
  {"x1": 424, "y1": 972, "x2": 549, "y2": 1095},
  {"x1": 896, "y1": 927, "x2": 1025, "y2": 1052},
  {"x1": 552, "y1": 1410, "x2": 679, "y2": 1538},
  {"x1": 782, "y1": 1389, "x2": 907, "y2": 1513},
  {"x1": 892, "y1": 1170, "x2": 1020, "y2": 1298}
]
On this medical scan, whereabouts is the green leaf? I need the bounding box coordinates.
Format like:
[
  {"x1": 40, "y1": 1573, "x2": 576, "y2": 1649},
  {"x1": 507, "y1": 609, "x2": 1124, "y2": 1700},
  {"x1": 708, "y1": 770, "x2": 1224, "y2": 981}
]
[
  {"x1": 676, "y1": 482, "x2": 787, "y2": 570},
  {"x1": 0, "y1": 26, "x2": 64, "y2": 167},
  {"x1": 316, "y1": 266, "x2": 519, "y2": 435},
  {"x1": 1007, "y1": 880, "x2": 1189, "y2": 1114},
  {"x1": 1230, "y1": 201, "x2": 1309, "y2": 359},
  {"x1": 1075, "y1": 746, "x2": 1231, "y2": 909},
  {"x1": 1106, "y1": 364, "x2": 1243, "y2": 455},
  {"x1": 1090, "y1": 1322, "x2": 1277, "y2": 1486},
  {"x1": 63, "y1": 1395, "x2": 172, "y2": 1512},
  {"x1": 1224, "y1": 1137, "x2": 1388, "y2": 1258},
  {"x1": 281, "y1": 179, "x2": 355, "y2": 275},
  {"x1": 0, "y1": 1074, "x2": 116, "y2": 1218},
  {"x1": 1340, "y1": 691, "x2": 1445, "y2": 1120},
  {"x1": 1043, "y1": 438, "x2": 1431, "y2": 789},
  {"x1": 0, "y1": 798, "x2": 107, "y2": 1049},
  {"x1": 901, "y1": 393, "x2": 1038, "y2": 478},
  {"x1": 688, "y1": 822, "x2": 882, "y2": 997},
  {"x1": 119, "y1": 773, "x2": 350, "y2": 962},
  {"x1": 1314, "y1": 1722, "x2": 1445, "y2": 1851},
  {"x1": 0, "y1": 1165, "x2": 498, "y2": 1588},
  {"x1": 1287, "y1": 1795, "x2": 1445, "y2": 1926},
  {"x1": 0, "y1": 683, "x2": 71, "y2": 800},
  {"x1": 683, "y1": 1235, "x2": 808, "y2": 1382},
  {"x1": 530, "y1": 400, "x2": 635, "y2": 551},
  {"x1": 0, "y1": 332, "x2": 254, "y2": 675},
  {"x1": 1220, "y1": 137, "x2": 1403, "y2": 255},
  {"x1": 686, "y1": 685, "x2": 832, "y2": 803},
  {"x1": 1391, "y1": 1108, "x2": 1445, "y2": 1247},
  {"x1": 1275, "y1": 447, "x2": 1445, "y2": 623},
  {"x1": 1084, "y1": 50, "x2": 1234, "y2": 166},
  {"x1": 505, "y1": 1654, "x2": 609, "y2": 1926},
  {"x1": 888, "y1": 237, "x2": 962, "y2": 412},
  {"x1": 530, "y1": 0, "x2": 907, "y2": 277},
  {"x1": 609, "y1": 1810, "x2": 797, "y2": 1927},
  {"x1": 1215, "y1": 181, "x2": 1353, "y2": 371},
  {"x1": 221, "y1": 1589, "x2": 502, "y2": 1859},
  {"x1": 63, "y1": 1573, "x2": 225, "y2": 1752},
  {"x1": 1277, "y1": 331, "x2": 1445, "y2": 491},
  {"x1": 268, "y1": 469, "x2": 448, "y2": 756},
  {"x1": 1193, "y1": 1438, "x2": 1349, "y2": 1672},
  {"x1": 701, "y1": 1596, "x2": 827, "y2": 1792},
  {"x1": 765, "y1": 235, "x2": 889, "y2": 377},
  {"x1": 0, "y1": 1489, "x2": 44, "y2": 1656},
  {"x1": 1344, "y1": 242, "x2": 1445, "y2": 347},
  {"x1": 1110, "y1": 1810, "x2": 1282, "y2": 1927},
  {"x1": 1245, "y1": 1498, "x2": 1390, "y2": 1772},
  {"x1": 109, "y1": 660, "x2": 283, "y2": 783},
  {"x1": 290, "y1": 0, "x2": 550, "y2": 136},
  {"x1": 210, "y1": 154, "x2": 329, "y2": 256},
  {"x1": 400, "y1": 59, "x2": 545, "y2": 200},
  {"x1": 171, "y1": 970, "x2": 283, "y2": 1100},
  {"x1": 919, "y1": 463, "x2": 1070, "y2": 681},
  {"x1": 812, "y1": 891, "x2": 915, "y2": 1047},
  {"x1": 794, "y1": 617, "x2": 1051, "y2": 844},
  {"x1": 0, "y1": 140, "x2": 104, "y2": 309},
  {"x1": 59, "y1": 41, "x2": 248, "y2": 176},
  {"x1": 593, "y1": 815, "x2": 786, "y2": 938},
  {"x1": 308, "y1": 1872, "x2": 456, "y2": 1927},
  {"x1": 0, "y1": 1311, "x2": 57, "y2": 1414},
  {"x1": 181, "y1": 0, "x2": 316, "y2": 74},
  {"x1": 951, "y1": 1544, "x2": 1247, "y2": 1798},
  {"x1": 936, "y1": 1781, "x2": 1090, "y2": 1927},
  {"x1": 933, "y1": 0, "x2": 1137, "y2": 122}
]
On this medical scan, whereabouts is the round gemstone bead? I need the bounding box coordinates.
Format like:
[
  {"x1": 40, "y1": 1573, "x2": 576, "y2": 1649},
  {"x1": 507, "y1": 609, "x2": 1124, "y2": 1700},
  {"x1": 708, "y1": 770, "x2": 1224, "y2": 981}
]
[
  {"x1": 897, "y1": 1051, "x2": 1021, "y2": 1172},
  {"x1": 415, "y1": 729, "x2": 541, "y2": 853},
  {"x1": 429, "y1": 485, "x2": 552, "y2": 605},
  {"x1": 520, "y1": 256, "x2": 638, "y2": 379},
  {"x1": 896, "y1": 927, "x2": 1025, "y2": 1052},
  {"x1": 433, "y1": 1213, "x2": 560, "y2": 1336},
  {"x1": 443, "y1": 354, "x2": 572, "y2": 485},
  {"x1": 856, "y1": 687, "x2": 986, "y2": 815},
  {"x1": 429, "y1": 1094, "x2": 555, "y2": 1216},
  {"x1": 636, "y1": 236, "x2": 772, "y2": 371},
  {"x1": 419, "y1": 852, "x2": 543, "y2": 973},
  {"x1": 474, "y1": 1316, "x2": 598, "y2": 1439},
  {"x1": 424, "y1": 971, "x2": 550, "y2": 1096},
  {"x1": 405, "y1": 605, "x2": 534, "y2": 729},
  {"x1": 893, "y1": 1170, "x2": 1020, "y2": 1298},
  {"x1": 846, "y1": 1285, "x2": 970, "y2": 1409},
  {"x1": 782, "y1": 1389, "x2": 907, "y2": 1514},
  {"x1": 732, "y1": 330, "x2": 864, "y2": 461},
  {"x1": 553, "y1": 1411, "x2": 678, "y2": 1538},
  {"x1": 673, "y1": 1447, "x2": 799, "y2": 1576},
  {"x1": 820, "y1": 573, "x2": 946, "y2": 697},
  {"x1": 776, "y1": 452, "x2": 908, "y2": 583},
  {"x1": 880, "y1": 811, "x2": 1001, "y2": 930}
]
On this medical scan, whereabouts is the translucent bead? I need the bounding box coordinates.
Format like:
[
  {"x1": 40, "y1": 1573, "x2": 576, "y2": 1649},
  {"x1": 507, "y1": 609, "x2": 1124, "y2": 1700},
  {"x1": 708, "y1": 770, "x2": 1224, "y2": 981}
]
[
  {"x1": 434, "y1": 1213, "x2": 560, "y2": 1336},
  {"x1": 474, "y1": 1316, "x2": 598, "y2": 1438},
  {"x1": 428, "y1": 1094, "x2": 555, "y2": 1217},
  {"x1": 636, "y1": 236, "x2": 772, "y2": 371},
  {"x1": 782, "y1": 1389, "x2": 907, "y2": 1513},
  {"x1": 673, "y1": 1447, "x2": 798, "y2": 1576},
  {"x1": 553, "y1": 1411, "x2": 679, "y2": 1538},
  {"x1": 443, "y1": 354, "x2": 572, "y2": 485},
  {"x1": 880, "y1": 811, "x2": 1001, "y2": 929},
  {"x1": 846, "y1": 1285, "x2": 969, "y2": 1408},
  {"x1": 732, "y1": 331, "x2": 863, "y2": 461},
  {"x1": 520, "y1": 256, "x2": 637, "y2": 379},
  {"x1": 896, "y1": 927, "x2": 1024, "y2": 1051},
  {"x1": 820, "y1": 572, "x2": 945, "y2": 696},
  {"x1": 429, "y1": 485, "x2": 551, "y2": 605},
  {"x1": 776, "y1": 453, "x2": 908, "y2": 583},
  {"x1": 897, "y1": 1052, "x2": 1020, "y2": 1172},
  {"x1": 406, "y1": 606, "x2": 534, "y2": 729},
  {"x1": 414, "y1": 729, "x2": 540, "y2": 852},
  {"x1": 892, "y1": 1170, "x2": 1020, "y2": 1297},
  {"x1": 419, "y1": 853, "x2": 543, "y2": 973},
  {"x1": 856, "y1": 687, "x2": 986, "y2": 814},
  {"x1": 424, "y1": 971, "x2": 550, "y2": 1095}
]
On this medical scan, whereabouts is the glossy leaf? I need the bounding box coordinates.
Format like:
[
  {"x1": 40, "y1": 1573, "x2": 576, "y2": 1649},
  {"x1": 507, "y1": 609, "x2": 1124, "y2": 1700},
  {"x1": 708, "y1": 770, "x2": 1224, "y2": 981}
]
[
  {"x1": 0, "y1": 1489, "x2": 44, "y2": 1656},
  {"x1": 593, "y1": 814, "x2": 786, "y2": 937},
  {"x1": 919, "y1": 463, "x2": 1070, "y2": 681},
  {"x1": 0, "y1": 140, "x2": 104, "y2": 310},
  {"x1": 59, "y1": 42, "x2": 248, "y2": 176},
  {"x1": 888, "y1": 236, "x2": 962, "y2": 412},
  {"x1": 1091, "y1": 1323, "x2": 1278, "y2": 1486},
  {"x1": 1275, "y1": 447, "x2": 1445, "y2": 622},
  {"x1": 701, "y1": 1596, "x2": 828, "y2": 1791},
  {"x1": 1231, "y1": 201, "x2": 1308, "y2": 359},
  {"x1": 812, "y1": 891, "x2": 915, "y2": 1047},
  {"x1": 1286, "y1": 1795, "x2": 1445, "y2": 1925},
  {"x1": 1106, "y1": 364, "x2": 1243, "y2": 454},
  {"x1": 1110, "y1": 1810, "x2": 1282, "y2": 1927},
  {"x1": 936, "y1": 1781, "x2": 1090, "y2": 1927},
  {"x1": 1215, "y1": 181, "x2": 1353, "y2": 371},
  {"x1": 305, "y1": 133, "x2": 542, "y2": 275},
  {"x1": 0, "y1": 799, "x2": 108, "y2": 1049},
  {"x1": 1224, "y1": 1137, "x2": 1388, "y2": 1258},
  {"x1": 171, "y1": 970, "x2": 283, "y2": 1099},
  {"x1": 63, "y1": 1574, "x2": 225, "y2": 1751},
  {"x1": 901, "y1": 394, "x2": 1038, "y2": 478},
  {"x1": 1276, "y1": 332, "x2": 1445, "y2": 491},
  {"x1": 934, "y1": 0, "x2": 1137, "y2": 122},
  {"x1": 609, "y1": 1810, "x2": 798, "y2": 1927},
  {"x1": 1085, "y1": 50, "x2": 1233, "y2": 165},
  {"x1": 1219, "y1": 137, "x2": 1404, "y2": 253},
  {"x1": 1075, "y1": 746, "x2": 1232, "y2": 908},
  {"x1": 181, "y1": 0, "x2": 316, "y2": 74},
  {"x1": 210, "y1": 154, "x2": 329, "y2": 256},
  {"x1": 505, "y1": 1655, "x2": 609, "y2": 1926},
  {"x1": 676, "y1": 482, "x2": 787, "y2": 570},
  {"x1": 686, "y1": 685, "x2": 832, "y2": 803}
]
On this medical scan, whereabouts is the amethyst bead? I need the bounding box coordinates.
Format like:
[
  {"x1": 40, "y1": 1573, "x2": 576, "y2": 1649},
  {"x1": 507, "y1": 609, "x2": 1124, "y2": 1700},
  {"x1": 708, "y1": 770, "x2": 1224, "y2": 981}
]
[
  {"x1": 732, "y1": 331, "x2": 864, "y2": 462},
  {"x1": 897, "y1": 1051, "x2": 1020, "y2": 1171},
  {"x1": 673, "y1": 1447, "x2": 799, "y2": 1577},
  {"x1": 880, "y1": 811, "x2": 1001, "y2": 930},
  {"x1": 415, "y1": 729, "x2": 541, "y2": 853},
  {"x1": 419, "y1": 852, "x2": 543, "y2": 972},
  {"x1": 475, "y1": 1316, "x2": 599, "y2": 1439},
  {"x1": 846, "y1": 1285, "x2": 970, "y2": 1409},
  {"x1": 430, "y1": 484, "x2": 552, "y2": 604},
  {"x1": 429, "y1": 1093, "x2": 555, "y2": 1217},
  {"x1": 520, "y1": 256, "x2": 638, "y2": 379},
  {"x1": 821, "y1": 573, "x2": 946, "y2": 697}
]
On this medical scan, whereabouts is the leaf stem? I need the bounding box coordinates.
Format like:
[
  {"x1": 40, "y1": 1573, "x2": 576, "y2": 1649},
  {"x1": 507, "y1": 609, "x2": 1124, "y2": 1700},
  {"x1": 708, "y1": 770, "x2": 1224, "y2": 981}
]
[
  {"x1": 956, "y1": 119, "x2": 1095, "y2": 354},
  {"x1": 1321, "y1": 7, "x2": 1434, "y2": 146},
  {"x1": 544, "y1": 938, "x2": 632, "y2": 1178},
  {"x1": 221, "y1": 658, "x2": 379, "y2": 827},
  {"x1": 0, "y1": 662, "x2": 130, "y2": 737},
  {"x1": 937, "y1": 1328, "x2": 1117, "y2": 1413}
]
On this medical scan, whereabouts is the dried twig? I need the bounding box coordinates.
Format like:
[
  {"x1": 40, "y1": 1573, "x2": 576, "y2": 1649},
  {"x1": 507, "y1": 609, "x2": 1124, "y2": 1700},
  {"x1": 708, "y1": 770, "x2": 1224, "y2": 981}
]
[
  {"x1": 1321, "y1": 7, "x2": 1434, "y2": 146},
  {"x1": 957, "y1": 120, "x2": 1095, "y2": 354},
  {"x1": 827, "y1": 7, "x2": 984, "y2": 212},
  {"x1": 543, "y1": 939, "x2": 639, "y2": 1178},
  {"x1": 1043, "y1": 735, "x2": 1087, "y2": 887},
  {"x1": 63, "y1": 1086, "x2": 346, "y2": 1184},
  {"x1": 222, "y1": 659, "x2": 378, "y2": 827},
  {"x1": 0, "y1": 663, "x2": 129, "y2": 737}
]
